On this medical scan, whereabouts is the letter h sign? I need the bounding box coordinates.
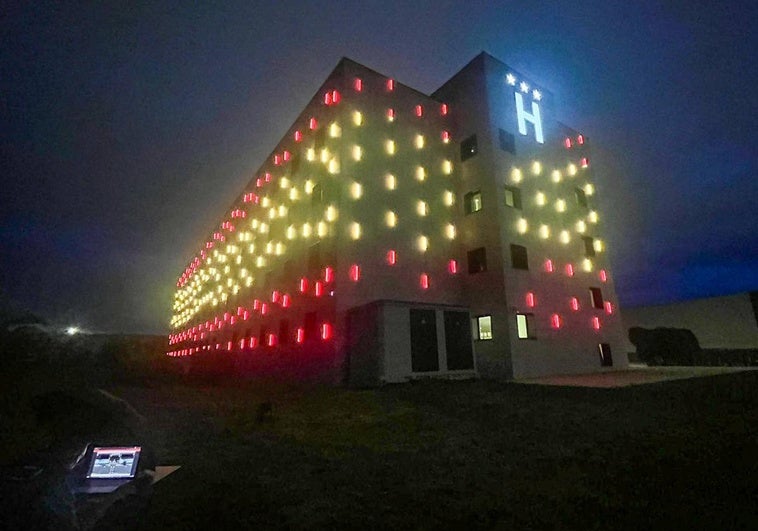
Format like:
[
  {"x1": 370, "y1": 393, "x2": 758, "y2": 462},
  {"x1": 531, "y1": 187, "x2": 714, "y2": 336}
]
[{"x1": 514, "y1": 92, "x2": 544, "y2": 144}]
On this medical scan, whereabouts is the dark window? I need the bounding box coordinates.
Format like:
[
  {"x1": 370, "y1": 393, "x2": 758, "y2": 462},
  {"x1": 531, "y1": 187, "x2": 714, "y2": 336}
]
[
  {"x1": 314, "y1": 128, "x2": 325, "y2": 149},
  {"x1": 598, "y1": 343, "x2": 613, "y2": 366},
  {"x1": 464, "y1": 191, "x2": 482, "y2": 214},
  {"x1": 467, "y1": 247, "x2": 487, "y2": 274},
  {"x1": 516, "y1": 313, "x2": 534, "y2": 339},
  {"x1": 590, "y1": 287, "x2": 604, "y2": 309},
  {"x1": 575, "y1": 187, "x2": 588, "y2": 208},
  {"x1": 308, "y1": 243, "x2": 321, "y2": 272},
  {"x1": 510, "y1": 244, "x2": 529, "y2": 270},
  {"x1": 304, "y1": 312, "x2": 318, "y2": 341},
  {"x1": 290, "y1": 154, "x2": 301, "y2": 175},
  {"x1": 279, "y1": 320, "x2": 290, "y2": 345},
  {"x1": 504, "y1": 186, "x2": 522, "y2": 209},
  {"x1": 312, "y1": 183, "x2": 323, "y2": 205},
  {"x1": 582, "y1": 236, "x2": 596, "y2": 257},
  {"x1": 460, "y1": 134, "x2": 478, "y2": 161},
  {"x1": 498, "y1": 129, "x2": 515, "y2": 154}
]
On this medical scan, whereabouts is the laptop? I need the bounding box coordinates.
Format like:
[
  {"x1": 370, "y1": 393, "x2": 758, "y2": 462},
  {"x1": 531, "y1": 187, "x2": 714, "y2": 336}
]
[{"x1": 69, "y1": 446, "x2": 142, "y2": 494}]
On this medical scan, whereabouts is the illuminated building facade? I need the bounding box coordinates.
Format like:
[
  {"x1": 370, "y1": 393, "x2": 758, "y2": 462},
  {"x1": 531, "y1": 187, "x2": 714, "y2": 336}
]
[{"x1": 168, "y1": 53, "x2": 628, "y2": 383}]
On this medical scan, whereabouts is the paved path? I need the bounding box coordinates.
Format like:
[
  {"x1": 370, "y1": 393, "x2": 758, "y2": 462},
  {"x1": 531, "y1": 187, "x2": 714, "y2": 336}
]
[{"x1": 515, "y1": 364, "x2": 757, "y2": 388}]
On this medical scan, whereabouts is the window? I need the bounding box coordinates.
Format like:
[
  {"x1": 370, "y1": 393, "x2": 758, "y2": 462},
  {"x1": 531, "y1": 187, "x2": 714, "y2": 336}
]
[
  {"x1": 304, "y1": 312, "x2": 318, "y2": 341},
  {"x1": 498, "y1": 128, "x2": 515, "y2": 154},
  {"x1": 476, "y1": 315, "x2": 493, "y2": 340},
  {"x1": 598, "y1": 343, "x2": 613, "y2": 366},
  {"x1": 314, "y1": 127, "x2": 325, "y2": 149},
  {"x1": 504, "y1": 186, "x2": 522, "y2": 209},
  {"x1": 467, "y1": 247, "x2": 487, "y2": 274},
  {"x1": 575, "y1": 187, "x2": 588, "y2": 208},
  {"x1": 311, "y1": 183, "x2": 323, "y2": 205},
  {"x1": 510, "y1": 244, "x2": 529, "y2": 270},
  {"x1": 464, "y1": 191, "x2": 482, "y2": 214},
  {"x1": 516, "y1": 313, "x2": 534, "y2": 339},
  {"x1": 307, "y1": 243, "x2": 321, "y2": 273},
  {"x1": 590, "y1": 287, "x2": 604, "y2": 309},
  {"x1": 582, "y1": 236, "x2": 596, "y2": 257},
  {"x1": 258, "y1": 325, "x2": 268, "y2": 344},
  {"x1": 279, "y1": 320, "x2": 290, "y2": 345},
  {"x1": 290, "y1": 154, "x2": 301, "y2": 174},
  {"x1": 460, "y1": 134, "x2": 478, "y2": 161}
]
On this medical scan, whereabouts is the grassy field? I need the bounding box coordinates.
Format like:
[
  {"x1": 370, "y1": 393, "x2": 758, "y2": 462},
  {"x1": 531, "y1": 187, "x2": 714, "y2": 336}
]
[{"x1": 3, "y1": 366, "x2": 757, "y2": 529}]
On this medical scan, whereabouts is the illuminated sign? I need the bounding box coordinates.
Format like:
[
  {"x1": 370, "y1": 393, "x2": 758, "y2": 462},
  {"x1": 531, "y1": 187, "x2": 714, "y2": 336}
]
[{"x1": 507, "y1": 73, "x2": 544, "y2": 144}]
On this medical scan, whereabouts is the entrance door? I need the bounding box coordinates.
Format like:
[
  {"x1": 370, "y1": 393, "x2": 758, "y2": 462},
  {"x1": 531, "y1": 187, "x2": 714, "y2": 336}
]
[
  {"x1": 410, "y1": 309, "x2": 439, "y2": 372},
  {"x1": 444, "y1": 311, "x2": 474, "y2": 370}
]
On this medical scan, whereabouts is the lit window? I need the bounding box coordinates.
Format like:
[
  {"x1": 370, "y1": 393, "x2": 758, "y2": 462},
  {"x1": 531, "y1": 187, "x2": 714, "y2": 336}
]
[
  {"x1": 544, "y1": 259, "x2": 554, "y2": 273},
  {"x1": 604, "y1": 301, "x2": 613, "y2": 314},
  {"x1": 416, "y1": 201, "x2": 428, "y2": 216},
  {"x1": 467, "y1": 247, "x2": 487, "y2": 274},
  {"x1": 588, "y1": 210, "x2": 599, "y2": 223},
  {"x1": 442, "y1": 160, "x2": 453, "y2": 175},
  {"x1": 321, "y1": 323, "x2": 333, "y2": 340},
  {"x1": 581, "y1": 157, "x2": 589, "y2": 168},
  {"x1": 535, "y1": 191, "x2": 546, "y2": 206},
  {"x1": 386, "y1": 108, "x2": 395, "y2": 122},
  {"x1": 516, "y1": 313, "x2": 534, "y2": 339},
  {"x1": 599, "y1": 269, "x2": 608, "y2": 282},
  {"x1": 441, "y1": 130, "x2": 451, "y2": 143},
  {"x1": 592, "y1": 316, "x2": 601, "y2": 330},
  {"x1": 386, "y1": 250, "x2": 397, "y2": 265},
  {"x1": 443, "y1": 190, "x2": 455, "y2": 206},
  {"x1": 448, "y1": 259, "x2": 458, "y2": 274},
  {"x1": 349, "y1": 264, "x2": 360, "y2": 282},
  {"x1": 415, "y1": 166, "x2": 426, "y2": 181},
  {"x1": 444, "y1": 223, "x2": 456, "y2": 239},
  {"x1": 516, "y1": 218, "x2": 528, "y2": 234},
  {"x1": 353, "y1": 78, "x2": 363, "y2": 92},
  {"x1": 555, "y1": 199, "x2": 566, "y2": 212},
  {"x1": 511, "y1": 244, "x2": 528, "y2": 270},
  {"x1": 352, "y1": 145, "x2": 362, "y2": 161},
  {"x1": 538, "y1": 225, "x2": 550, "y2": 239},
  {"x1": 565, "y1": 263, "x2": 575, "y2": 277},
  {"x1": 551, "y1": 314, "x2": 562, "y2": 329},
  {"x1": 419, "y1": 273, "x2": 429, "y2": 289},
  {"x1": 570, "y1": 297, "x2": 579, "y2": 311},
  {"x1": 352, "y1": 111, "x2": 363, "y2": 126},
  {"x1": 461, "y1": 135, "x2": 478, "y2": 161},
  {"x1": 440, "y1": 103, "x2": 448, "y2": 115},
  {"x1": 417, "y1": 235, "x2": 429, "y2": 252},
  {"x1": 531, "y1": 161, "x2": 542, "y2": 175},
  {"x1": 564, "y1": 137, "x2": 572, "y2": 149},
  {"x1": 559, "y1": 230, "x2": 570, "y2": 244},
  {"x1": 350, "y1": 181, "x2": 363, "y2": 199},
  {"x1": 385, "y1": 211, "x2": 397, "y2": 228},
  {"x1": 464, "y1": 191, "x2": 482, "y2": 214},
  {"x1": 350, "y1": 222, "x2": 361, "y2": 240},
  {"x1": 476, "y1": 315, "x2": 493, "y2": 340},
  {"x1": 385, "y1": 174, "x2": 397, "y2": 190},
  {"x1": 590, "y1": 287, "x2": 604, "y2": 309},
  {"x1": 385, "y1": 140, "x2": 396, "y2": 155},
  {"x1": 582, "y1": 258, "x2": 593, "y2": 272},
  {"x1": 329, "y1": 122, "x2": 341, "y2": 138},
  {"x1": 386, "y1": 79, "x2": 395, "y2": 91},
  {"x1": 526, "y1": 292, "x2": 535, "y2": 307},
  {"x1": 504, "y1": 186, "x2": 522, "y2": 209},
  {"x1": 551, "y1": 170, "x2": 562, "y2": 183},
  {"x1": 511, "y1": 168, "x2": 523, "y2": 183},
  {"x1": 415, "y1": 135, "x2": 425, "y2": 149},
  {"x1": 415, "y1": 105, "x2": 423, "y2": 117}
]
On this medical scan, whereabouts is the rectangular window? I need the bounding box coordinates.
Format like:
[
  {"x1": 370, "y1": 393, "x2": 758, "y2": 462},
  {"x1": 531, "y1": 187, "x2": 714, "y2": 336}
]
[
  {"x1": 516, "y1": 313, "x2": 534, "y2": 339},
  {"x1": 307, "y1": 243, "x2": 321, "y2": 273},
  {"x1": 504, "y1": 186, "x2": 522, "y2": 209},
  {"x1": 311, "y1": 183, "x2": 323, "y2": 205},
  {"x1": 464, "y1": 191, "x2": 482, "y2": 214},
  {"x1": 510, "y1": 244, "x2": 529, "y2": 270},
  {"x1": 575, "y1": 187, "x2": 588, "y2": 208},
  {"x1": 304, "y1": 312, "x2": 318, "y2": 341},
  {"x1": 476, "y1": 315, "x2": 493, "y2": 340},
  {"x1": 498, "y1": 128, "x2": 515, "y2": 154},
  {"x1": 460, "y1": 134, "x2": 478, "y2": 161},
  {"x1": 279, "y1": 320, "x2": 290, "y2": 345},
  {"x1": 467, "y1": 247, "x2": 487, "y2": 274},
  {"x1": 582, "y1": 236, "x2": 596, "y2": 257},
  {"x1": 598, "y1": 343, "x2": 613, "y2": 366},
  {"x1": 590, "y1": 287, "x2": 604, "y2": 309}
]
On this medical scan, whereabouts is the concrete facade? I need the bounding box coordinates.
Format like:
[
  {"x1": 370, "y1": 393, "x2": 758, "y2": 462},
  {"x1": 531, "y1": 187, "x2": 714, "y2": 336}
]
[{"x1": 167, "y1": 53, "x2": 628, "y2": 383}]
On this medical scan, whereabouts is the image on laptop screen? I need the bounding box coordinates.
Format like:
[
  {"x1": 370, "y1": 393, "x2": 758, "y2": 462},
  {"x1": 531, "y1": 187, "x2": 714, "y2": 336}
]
[{"x1": 86, "y1": 446, "x2": 142, "y2": 479}]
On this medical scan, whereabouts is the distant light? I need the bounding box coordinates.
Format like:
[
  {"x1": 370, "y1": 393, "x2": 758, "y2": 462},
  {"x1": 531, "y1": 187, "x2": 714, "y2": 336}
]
[
  {"x1": 506, "y1": 73, "x2": 516, "y2": 86},
  {"x1": 519, "y1": 81, "x2": 529, "y2": 93},
  {"x1": 66, "y1": 326, "x2": 79, "y2": 336},
  {"x1": 532, "y1": 89, "x2": 542, "y2": 101}
]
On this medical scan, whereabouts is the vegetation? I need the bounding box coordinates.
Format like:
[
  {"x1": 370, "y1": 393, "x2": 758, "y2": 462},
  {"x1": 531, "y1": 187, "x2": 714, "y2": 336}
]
[{"x1": 1, "y1": 336, "x2": 756, "y2": 529}]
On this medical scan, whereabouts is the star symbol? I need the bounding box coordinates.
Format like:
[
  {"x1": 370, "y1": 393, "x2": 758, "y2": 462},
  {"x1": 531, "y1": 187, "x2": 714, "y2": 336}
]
[
  {"x1": 532, "y1": 89, "x2": 542, "y2": 101},
  {"x1": 506, "y1": 73, "x2": 516, "y2": 85},
  {"x1": 519, "y1": 81, "x2": 529, "y2": 93}
]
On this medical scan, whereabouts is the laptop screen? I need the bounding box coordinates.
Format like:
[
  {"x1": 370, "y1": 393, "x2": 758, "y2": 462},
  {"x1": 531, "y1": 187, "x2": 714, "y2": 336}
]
[{"x1": 85, "y1": 446, "x2": 142, "y2": 479}]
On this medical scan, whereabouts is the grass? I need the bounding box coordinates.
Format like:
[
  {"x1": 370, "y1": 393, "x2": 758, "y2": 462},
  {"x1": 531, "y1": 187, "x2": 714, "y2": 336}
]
[{"x1": 3, "y1": 363, "x2": 757, "y2": 529}]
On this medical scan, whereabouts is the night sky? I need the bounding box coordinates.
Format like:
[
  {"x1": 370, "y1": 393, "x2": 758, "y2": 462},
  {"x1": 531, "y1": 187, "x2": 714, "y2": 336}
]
[{"x1": 2, "y1": 1, "x2": 756, "y2": 334}]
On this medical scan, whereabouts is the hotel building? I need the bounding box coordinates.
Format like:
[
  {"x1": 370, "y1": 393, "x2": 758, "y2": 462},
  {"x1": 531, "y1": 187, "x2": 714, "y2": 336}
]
[{"x1": 167, "y1": 53, "x2": 628, "y2": 384}]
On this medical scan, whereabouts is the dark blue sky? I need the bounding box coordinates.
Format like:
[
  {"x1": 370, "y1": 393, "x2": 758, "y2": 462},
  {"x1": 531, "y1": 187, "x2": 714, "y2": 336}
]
[{"x1": 2, "y1": 1, "x2": 756, "y2": 333}]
